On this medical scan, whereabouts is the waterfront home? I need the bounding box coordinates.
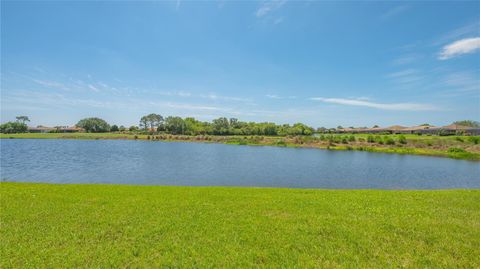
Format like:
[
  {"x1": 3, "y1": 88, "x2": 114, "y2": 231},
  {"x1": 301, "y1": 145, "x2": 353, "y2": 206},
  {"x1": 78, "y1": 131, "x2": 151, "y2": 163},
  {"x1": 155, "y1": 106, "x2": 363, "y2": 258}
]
[
  {"x1": 384, "y1": 125, "x2": 408, "y2": 134},
  {"x1": 334, "y1": 124, "x2": 480, "y2": 135},
  {"x1": 439, "y1": 124, "x2": 480, "y2": 135},
  {"x1": 28, "y1": 126, "x2": 84, "y2": 133},
  {"x1": 27, "y1": 126, "x2": 56, "y2": 133},
  {"x1": 402, "y1": 125, "x2": 439, "y2": 135}
]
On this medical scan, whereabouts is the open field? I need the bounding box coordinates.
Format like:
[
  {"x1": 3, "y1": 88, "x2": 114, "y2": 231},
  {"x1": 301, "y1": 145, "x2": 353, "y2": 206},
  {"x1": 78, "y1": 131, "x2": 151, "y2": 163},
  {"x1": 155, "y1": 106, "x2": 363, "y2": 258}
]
[
  {"x1": 2, "y1": 132, "x2": 480, "y2": 160},
  {"x1": 1, "y1": 183, "x2": 479, "y2": 268}
]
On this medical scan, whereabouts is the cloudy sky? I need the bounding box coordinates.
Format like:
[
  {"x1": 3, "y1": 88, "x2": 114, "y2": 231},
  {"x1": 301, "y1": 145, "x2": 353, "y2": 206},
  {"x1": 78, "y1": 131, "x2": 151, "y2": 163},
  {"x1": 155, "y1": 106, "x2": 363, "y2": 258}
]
[{"x1": 1, "y1": 1, "x2": 479, "y2": 128}]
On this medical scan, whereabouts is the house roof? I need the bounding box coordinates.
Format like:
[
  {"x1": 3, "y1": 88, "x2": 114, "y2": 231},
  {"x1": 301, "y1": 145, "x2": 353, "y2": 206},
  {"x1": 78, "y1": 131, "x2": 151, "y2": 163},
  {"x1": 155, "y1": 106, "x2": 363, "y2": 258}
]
[
  {"x1": 440, "y1": 124, "x2": 475, "y2": 130},
  {"x1": 385, "y1": 125, "x2": 407, "y2": 130},
  {"x1": 403, "y1": 125, "x2": 438, "y2": 131},
  {"x1": 28, "y1": 126, "x2": 56, "y2": 131}
]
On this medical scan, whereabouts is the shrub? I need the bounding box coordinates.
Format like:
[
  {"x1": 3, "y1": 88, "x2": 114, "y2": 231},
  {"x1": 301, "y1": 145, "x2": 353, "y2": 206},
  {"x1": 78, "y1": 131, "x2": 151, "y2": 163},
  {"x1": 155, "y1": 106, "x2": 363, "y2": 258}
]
[
  {"x1": 448, "y1": 147, "x2": 466, "y2": 153},
  {"x1": 348, "y1": 135, "x2": 355, "y2": 142},
  {"x1": 276, "y1": 140, "x2": 287, "y2": 146},
  {"x1": 367, "y1": 135, "x2": 374, "y2": 143},
  {"x1": 77, "y1": 117, "x2": 110, "y2": 133},
  {"x1": 467, "y1": 136, "x2": 480, "y2": 144},
  {"x1": 398, "y1": 135, "x2": 407, "y2": 144},
  {"x1": 0, "y1": 122, "x2": 28, "y2": 133},
  {"x1": 374, "y1": 136, "x2": 383, "y2": 144},
  {"x1": 341, "y1": 138, "x2": 348, "y2": 144},
  {"x1": 455, "y1": 137, "x2": 464, "y2": 142},
  {"x1": 110, "y1": 125, "x2": 119, "y2": 132},
  {"x1": 385, "y1": 137, "x2": 395, "y2": 145},
  {"x1": 439, "y1": 130, "x2": 452, "y2": 136}
]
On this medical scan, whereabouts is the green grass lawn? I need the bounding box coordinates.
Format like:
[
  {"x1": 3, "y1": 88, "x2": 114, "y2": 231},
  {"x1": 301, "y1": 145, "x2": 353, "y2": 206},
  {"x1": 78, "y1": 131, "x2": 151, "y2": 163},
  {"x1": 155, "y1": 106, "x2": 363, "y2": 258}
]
[{"x1": 1, "y1": 183, "x2": 479, "y2": 268}]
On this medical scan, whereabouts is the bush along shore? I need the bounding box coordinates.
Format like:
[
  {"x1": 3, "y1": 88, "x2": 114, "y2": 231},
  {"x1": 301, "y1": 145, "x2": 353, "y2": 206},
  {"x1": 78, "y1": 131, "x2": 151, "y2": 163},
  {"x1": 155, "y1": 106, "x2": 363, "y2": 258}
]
[{"x1": 1, "y1": 132, "x2": 480, "y2": 161}]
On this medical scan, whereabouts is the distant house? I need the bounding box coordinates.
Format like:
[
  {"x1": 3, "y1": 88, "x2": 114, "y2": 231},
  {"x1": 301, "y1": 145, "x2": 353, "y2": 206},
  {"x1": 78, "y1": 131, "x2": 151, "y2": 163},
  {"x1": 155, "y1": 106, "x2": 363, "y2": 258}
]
[
  {"x1": 27, "y1": 126, "x2": 84, "y2": 133},
  {"x1": 337, "y1": 126, "x2": 385, "y2": 134},
  {"x1": 59, "y1": 126, "x2": 85, "y2": 133},
  {"x1": 27, "y1": 126, "x2": 56, "y2": 133},
  {"x1": 333, "y1": 124, "x2": 480, "y2": 136},
  {"x1": 402, "y1": 125, "x2": 439, "y2": 135},
  {"x1": 384, "y1": 125, "x2": 408, "y2": 134},
  {"x1": 439, "y1": 124, "x2": 480, "y2": 136},
  {"x1": 362, "y1": 127, "x2": 386, "y2": 134}
]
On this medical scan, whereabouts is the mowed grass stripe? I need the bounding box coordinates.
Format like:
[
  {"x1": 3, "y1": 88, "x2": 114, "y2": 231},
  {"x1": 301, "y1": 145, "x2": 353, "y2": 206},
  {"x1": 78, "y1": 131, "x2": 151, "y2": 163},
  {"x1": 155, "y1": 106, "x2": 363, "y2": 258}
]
[{"x1": 1, "y1": 183, "x2": 479, "y2": 268}]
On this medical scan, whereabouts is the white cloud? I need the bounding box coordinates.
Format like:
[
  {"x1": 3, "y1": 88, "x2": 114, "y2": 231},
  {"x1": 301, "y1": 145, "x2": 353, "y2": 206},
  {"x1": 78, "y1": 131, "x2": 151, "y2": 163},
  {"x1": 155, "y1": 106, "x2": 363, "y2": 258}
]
[
  {"x1": 266, "y1": 94, "x2": 281, "y2": 99},
  {"x1": 434, "y1": 21, "x2": 480, "y2": 46},
  {"x1": 380, "y1": 5, "x2": 409, "y2": 20},
  {"x1": 163, "y1": 102, "x2": 221, "y2": 111},
  {"x1": 438, "y1": 37, "x2": 480, "y2": 60},
  {"x1": 266, "y1": 94, "x2": 296, "y2": 99},
  {"x1": 443, "y1": 71, "x2": 480, "y2": 92},
  {"x1": 88, "y1": 84, "x2": 100, "y2": 92},
  {"x1": 387, "y1": 69, "x2": 423, "y2": 84},
  {"x1": 273, "y1": 17, "x2": 284, "y2": 25},
  {"x1": 387, "y1": 69, "x2": 417, "y2": 78},
  {"x1": 392, "y1": 54, "x2": 419, "y2": 65},
  {"x1": 310, "y1": 97, "x2": 437, "y2": 111},
  {"x1": 255, "y1": 0, "x2": 286, "y2": 17},
  {"x1": 32, "y1": 79, "x2": 71, "y2": 91}
]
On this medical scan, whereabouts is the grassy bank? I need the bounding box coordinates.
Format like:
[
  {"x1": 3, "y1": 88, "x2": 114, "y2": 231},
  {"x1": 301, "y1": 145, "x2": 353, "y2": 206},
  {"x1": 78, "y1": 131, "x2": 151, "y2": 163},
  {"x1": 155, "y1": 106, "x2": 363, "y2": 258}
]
[
  {"x1": 2, "y1": 132, "x2": 480, "y2": 161},
  {"x1": 1, "y1": 183, "x2": 479, "y2": 268}
]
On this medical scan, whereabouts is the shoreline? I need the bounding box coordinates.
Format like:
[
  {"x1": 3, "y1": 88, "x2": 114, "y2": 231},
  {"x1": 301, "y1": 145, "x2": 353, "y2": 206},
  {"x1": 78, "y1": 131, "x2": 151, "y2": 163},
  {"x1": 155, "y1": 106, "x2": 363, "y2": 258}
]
[
  {"x1": 2, "y1": 181, "x2": 479, "y2": 190},
  {"x1": 1, "y1": 133, "x2": 479, "y2": 161}
]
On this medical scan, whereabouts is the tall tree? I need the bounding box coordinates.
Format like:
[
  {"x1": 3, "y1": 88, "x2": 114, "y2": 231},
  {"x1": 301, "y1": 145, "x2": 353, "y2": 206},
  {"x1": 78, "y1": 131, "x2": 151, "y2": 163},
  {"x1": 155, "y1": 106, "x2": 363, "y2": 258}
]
[
  {"x1": 15, "y1": 116, "x2": 30, "y2": 124},
  {"x1": 139, "y1": 113, "x2": 164, "y2": 130},
  {"x1": 76, "y1": 117, "x2": 110, "y2": 133},
  {"x1": 212, "y1": 117, "x2": 229, "y2": 135},
  {"x1": 164, "y1": 116, "x2": 186, "y2": 135},
  {"x1": 453, "y1": 120, "x2": 480, "y2": 128},
  {"x1": 140, "y1": 116, "x2": 149, "y2": 130},
  {"x1": 147, "y1": 113, "x2": 164, "y2": 130}
]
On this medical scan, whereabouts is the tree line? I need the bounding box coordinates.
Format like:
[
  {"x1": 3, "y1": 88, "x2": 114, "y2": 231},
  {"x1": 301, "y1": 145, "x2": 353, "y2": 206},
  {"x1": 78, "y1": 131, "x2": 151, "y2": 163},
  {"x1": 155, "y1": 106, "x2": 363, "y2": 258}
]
[
  {"x1": 76, "y1": 114, "x2": 315, "y2": 136},
  {"x1": 2, "y1": 114, "x2": 480, "y2": 136}
]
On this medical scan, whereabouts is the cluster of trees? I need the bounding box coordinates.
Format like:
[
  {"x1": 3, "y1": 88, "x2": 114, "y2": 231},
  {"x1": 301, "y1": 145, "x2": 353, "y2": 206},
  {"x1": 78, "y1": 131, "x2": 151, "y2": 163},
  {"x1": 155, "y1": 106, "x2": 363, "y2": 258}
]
[
  {"x1": 3, "y1": 114, "x2": 479, "y2": 136},
  {"x1": 76, "y1": 117, "x2": 111, "y2": 133},
  {"x1": 0, "y1": 116, "x2": 30, "y2": 133},
  {"x1": 135, "y1": 114, "x2": 315, "y2": 136},
  {"x1": 454, "y1": 120, "x2": 480, "y2": 128},
  {"x1": 71, "y1": 116, "x2": 480, "y2": 136},
  {"x1": 71, "y1": 115, "x2": 314, "y2": 136}
]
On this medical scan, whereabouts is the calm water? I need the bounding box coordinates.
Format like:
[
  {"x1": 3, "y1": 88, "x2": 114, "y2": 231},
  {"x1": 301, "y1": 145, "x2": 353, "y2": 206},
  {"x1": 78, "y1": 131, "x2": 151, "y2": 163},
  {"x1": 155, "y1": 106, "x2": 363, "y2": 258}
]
[{"x1": 1, "y1": 139, "x2": 479, "y2": 189}]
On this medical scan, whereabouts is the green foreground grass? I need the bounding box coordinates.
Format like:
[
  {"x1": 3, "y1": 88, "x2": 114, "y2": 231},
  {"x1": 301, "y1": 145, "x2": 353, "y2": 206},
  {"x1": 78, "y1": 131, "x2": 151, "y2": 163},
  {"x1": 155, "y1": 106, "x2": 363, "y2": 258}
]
[
  {"x1": 2, "y1": 132, "x2": 480, "y2": 161},
  {"x1": 1, "y1": 183, "x2": 479, "y2": 268}
]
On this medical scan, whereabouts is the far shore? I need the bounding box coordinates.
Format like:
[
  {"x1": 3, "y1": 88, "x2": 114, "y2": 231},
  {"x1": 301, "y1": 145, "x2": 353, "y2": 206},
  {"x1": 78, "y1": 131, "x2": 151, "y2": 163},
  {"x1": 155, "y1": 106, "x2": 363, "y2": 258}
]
[{"x1": 2, "y1": 132, "x2": 479, "y2": 161}]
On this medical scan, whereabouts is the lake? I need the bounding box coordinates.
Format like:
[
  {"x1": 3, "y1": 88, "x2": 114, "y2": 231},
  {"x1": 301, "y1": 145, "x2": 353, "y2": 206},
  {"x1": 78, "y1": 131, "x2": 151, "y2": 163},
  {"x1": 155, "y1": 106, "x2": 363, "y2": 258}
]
[{"x1": 1, "y1": 139, "x2": 479, "y2": 189}]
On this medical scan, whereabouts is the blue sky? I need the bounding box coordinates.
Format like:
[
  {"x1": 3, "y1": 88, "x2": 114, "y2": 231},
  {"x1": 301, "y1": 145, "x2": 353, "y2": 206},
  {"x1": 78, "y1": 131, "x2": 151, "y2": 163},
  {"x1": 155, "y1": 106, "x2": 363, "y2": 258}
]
[{"x1": 1, "y1": 1, "x2": 479, "y2": 128}]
